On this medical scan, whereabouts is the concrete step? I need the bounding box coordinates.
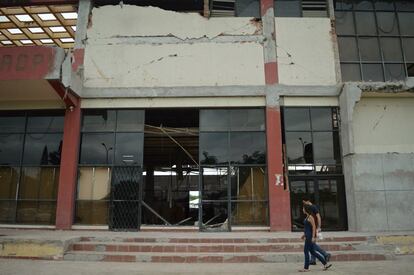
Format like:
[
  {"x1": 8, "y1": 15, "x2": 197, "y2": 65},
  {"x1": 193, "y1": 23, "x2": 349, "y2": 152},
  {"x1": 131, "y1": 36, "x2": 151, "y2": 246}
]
[
  {"x1": 63, "y1": 250, "x2": 394, "y2": 263},
  {"x1": 70, "y1": 241, "x2": 358, "y2": 253},
  {"x1": 78, "y1": 236, "x2": 368, "y2": 244}
]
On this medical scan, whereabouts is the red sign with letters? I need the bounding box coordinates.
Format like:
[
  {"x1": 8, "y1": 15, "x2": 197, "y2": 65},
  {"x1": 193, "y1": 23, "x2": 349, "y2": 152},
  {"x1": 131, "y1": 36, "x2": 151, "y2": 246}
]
[{"x1": 0, "y1": 46, "x2": 56, "y2": 80}]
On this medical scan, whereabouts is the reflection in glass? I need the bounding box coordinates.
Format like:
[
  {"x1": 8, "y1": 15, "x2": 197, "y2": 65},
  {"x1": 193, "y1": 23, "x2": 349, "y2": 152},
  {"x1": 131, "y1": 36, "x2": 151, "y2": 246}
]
[
  {"x1": 290, "y1": 180, "x2": 315, "y2": 229},
  {"x1": 0, "y1": 134, "x2": 23, "y2": 165},
  {"x1": 0, "y1": 167, "x2": 19, "y2": 199},
  {"x1": 231, "y1": 201, "x2": 267, "y2": 225},
  {"x1": 335, "y1": 11, "x2": 355, "y2": 35},
  {"x1": 116, "y1": 110, "x2": 145, "y2": 132},
  {"x1": 381, "y1": 38, "x2": 403, "y2": 62},
  {"x1": 199, "y1": 133, "x2": 228, "y2": 165},
  {"x1": 82, "y1": 110, "x2": 116, "y2": 132},
  {"x1": 230, "y1": 132, "x2": 266, "y2": 164},
  {"x1": 230, "y1": 166, "x2": 266, "y2": 200},
  {"x1": 114, "y1": 133, "x2": 144, "y2": 165},
  {"x1": 283, "y1": 108, "x2": 311, "y2": 131},
  {"x1": 201, "y1": 202, "x2": 228, "y2": 230},
  {"x1": 80, "y1": 133, "x2": 115, "y2": 165},
  {"x1": 0, "y1": 113, "x2": 25, "y2": 133},
  {"x1": 0, "y1": 200, "x2": 15, "y2": 223},
  {"x1": 402, "y1": 38, "x2": 414, "y2": 62},
  {"x1": 385, "y1": 64, "x2": 406, "y2": 81},
  {"x1": 310, "y1": 108, "x2": 332, "y2": 131},
  {"x1": 354, "y1": 0, "x2": 374, "y2": 10},
  {"x1": 23, "y1": 134, "x2": 62, "y2": 165},
  {"x1": 27, "y1": 115, "x2": 64, "y2": 132},
  {"x1": 274, "y1": 0, "x2": 301, "y2": 17},
  {"x1": 200, "y1": 110, "x2": 229, "y2": 131},
  {"x1": 285, "y1": 132, "x2": 313, "y2": 164},
  {"x1": 374, "y1": 0, "x2": 395, "y2": 11},
  {"x1": 377, "y1": 12, "x2": 399, "y2": 35},
  {"x1": 230, "y1": 109, "x2": 265, "y2": 131},
  {"x1": 398, "y1": 13, "x2": 414, "y2": 35},
  {"x1": 335, "y1": 0, "x2": 352, "y2": 10},
  {"x1": 235, "y1": 0, "x2": 260, "y2": 17},
  {"x1": 16, "y1": 201, "x2": 56, "y2": 224},
  {"x1": 313, "y1": 132, "x2": 336, "y2": 164},
  {"x1": 202, "y1": 167, "x2": 228, "y2": 200}
]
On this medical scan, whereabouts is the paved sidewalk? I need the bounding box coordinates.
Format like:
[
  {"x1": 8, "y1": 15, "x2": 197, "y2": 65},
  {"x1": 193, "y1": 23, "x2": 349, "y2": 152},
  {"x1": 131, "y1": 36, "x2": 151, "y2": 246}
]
[{"x1": 0, "y1": 256, "x2": 413, "y2": 275}]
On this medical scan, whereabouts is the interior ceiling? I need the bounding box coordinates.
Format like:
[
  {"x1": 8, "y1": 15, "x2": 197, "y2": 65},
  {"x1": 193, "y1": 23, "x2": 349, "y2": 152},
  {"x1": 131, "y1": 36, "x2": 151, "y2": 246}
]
[
  {"x1": 0, "y1": 4, "x2": 77, "y2": 48},
  {"x1": 0, "y1": 79, "x2": 62, "y2": 101},
  {"x1": 94, "y1": 0, "x2": 204, "y2": 12}
]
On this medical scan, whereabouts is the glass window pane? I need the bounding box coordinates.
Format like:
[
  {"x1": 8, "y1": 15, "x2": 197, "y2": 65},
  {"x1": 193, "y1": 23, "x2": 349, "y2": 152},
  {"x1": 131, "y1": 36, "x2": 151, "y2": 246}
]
[
  {"x1": 236, "y1": 0, "x2": 260, "y2": 17},
  {"x1": 0, "y1": 112, "x2": 25, "y2": 133},
  {"x1": 355, "y1": 12, "x2": 377, "y2": 35},
  {"x1": 274, "y1": 0, "x2": 301, "y2": 17},
  {"x1": 384, "y1": 64, "x2": 406, "y2": 81},
  {"x1": 0, "y1": 201, "x2": 16, "y2": 223},
  {"x1": 359, "y1": 37, "x2": 381, "y2": 61},
  {"x1": 200, "y1": 110, "x2": 229, "y2": 131},
  {"x1": 0, "y1": 167, "x2": 19, "y2": 199},
  {"x1": 408, "y1": 63, "x2": 414, "y2": 77},
  {"x1": 0, "y1": 134, "x2": 24, "y2": 165},
  {"x1": 335, "y1": 11, "x2": 355, "y2": 35},
  {"x1": 362, "y1": 63, "x2": 384, "y2": 81},
  {"x1": 285, "y1": 132, "x2": 313, "y2": 164},
  {"x1": 202, "y1": 167, "x2": 228, "y2": 201},
  {"x1": 313, "y1": 132, "x2": 339, "y2": 164},
  {"x1": 231, "y1": 201, "x2": 268, "y2": 225},
  {"x1": 199, "y1": 133, "x2": 228, "y2": 165},
  {"x1": 289, "y1": 179, "x2": 315, "y2": 229},
  {"x1": 335, "y1": 0, "x2": 353, "y2": 10},
  {"x1": 381, "y1": 37, "x2": 403, "y2": 62},
  {"x1": 374, "y1": 0, "x2": 395, "y2": 11},
  {"x1": 231, "y1": 166, "x2": 266, "y2": 200},
  {"x1": 80, "y1": 133, "x2": 115, "y2": 165},
  {"x1": 317, "y1": 178, "x2": 347, "y2": 230},
  {"x1": 19, "y1": 167, "x2": 59, "y2": 200},
  {"x1": 114, "y1": 133, "x2": 144, "y2": 165},
  {"x1": 396, "y1": 1, "x2": 414, "y2": 11},
  {"x1": 402, "y1": 38, "x2": 414, "y2": 62},
  {"x1": 377, "y1": 12, "x2": 399, "y2": 35},
  {"x1": 75, "y1": 200, "x2": 109, "y2": 225},
  {"x1": 116, "y1": 110, "x2": 144, "y2": 132},
  {"x1": 354, "y1": 0, "x2": 374, "y2": 10},
  {"x1": 338, "y1": 37, "x2": 359, "y2": 61},
  {"x1": 398, "y1": 13, "x2": 414, "y2": 35},
  {"x1": 230, "y1": 109, "x2": 265, "y2": 131},
  {"x1": 82, "y1": 110, "x2": 116, "y2": 132},
  {"x1": 16, "y1": 201, "x2": 56, "y2": 225},
  {"x1": 27, "y1": 113, "x2": 64, "y2": 132},
  {"x1": 283, "y1": 108, "x2": 311, "y2": 131},
  {"x1": 77, "y1": 167, "x2": 111, "y2": 200},
  {"x1": 230, "y1": 132, "x2": 266, "y2": 164},
  {"x1": 341, "y1": 63, "x2": 362, "y2": 81},
  {"x1": 23, "y1": 133, "x2": 62, "y2": 165},
  {"x1": 310, "y1": 108, "x2": 332, "y2": 131}
]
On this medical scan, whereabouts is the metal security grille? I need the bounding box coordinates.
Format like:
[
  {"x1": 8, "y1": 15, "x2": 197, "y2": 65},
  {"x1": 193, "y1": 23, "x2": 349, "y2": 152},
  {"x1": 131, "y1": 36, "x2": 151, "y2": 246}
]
[{"x1": 109, "y1": 166, "x2": 142, "y2": 231}]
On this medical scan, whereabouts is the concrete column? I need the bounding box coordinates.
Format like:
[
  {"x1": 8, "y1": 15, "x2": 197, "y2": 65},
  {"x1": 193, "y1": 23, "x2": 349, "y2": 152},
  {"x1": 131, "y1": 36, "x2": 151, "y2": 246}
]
[
  {"x1": 261, "y1": 0, "x2": 291, "y2": 231},
  {"x1": 55, "y1": 102, "x2": 81, "y2": 229}
]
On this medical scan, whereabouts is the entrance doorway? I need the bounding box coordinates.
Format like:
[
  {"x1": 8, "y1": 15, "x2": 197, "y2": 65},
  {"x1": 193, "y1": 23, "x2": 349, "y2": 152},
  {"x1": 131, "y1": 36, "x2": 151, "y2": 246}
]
[{"x1": 142, "y1": 109, "x2": 199, "y2": 226}]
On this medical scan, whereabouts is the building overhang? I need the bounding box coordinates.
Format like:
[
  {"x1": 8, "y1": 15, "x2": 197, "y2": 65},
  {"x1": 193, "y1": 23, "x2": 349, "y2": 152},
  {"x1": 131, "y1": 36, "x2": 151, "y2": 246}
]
[{"x1": 0, "y1": 45, "x2": 78, "y2": 109}]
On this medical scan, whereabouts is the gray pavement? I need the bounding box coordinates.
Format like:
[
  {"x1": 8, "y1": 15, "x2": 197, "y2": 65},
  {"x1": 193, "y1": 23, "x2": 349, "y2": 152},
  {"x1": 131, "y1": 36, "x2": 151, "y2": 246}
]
[{"x1": 1, "y1": 256, "x2": 414, "y2": 275}]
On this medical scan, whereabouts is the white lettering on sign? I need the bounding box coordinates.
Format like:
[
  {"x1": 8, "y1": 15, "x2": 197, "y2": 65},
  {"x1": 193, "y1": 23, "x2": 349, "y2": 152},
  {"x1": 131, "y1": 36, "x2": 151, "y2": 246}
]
[{"x1": 275, "y1": 174, "x2": 282, "y2": 186}]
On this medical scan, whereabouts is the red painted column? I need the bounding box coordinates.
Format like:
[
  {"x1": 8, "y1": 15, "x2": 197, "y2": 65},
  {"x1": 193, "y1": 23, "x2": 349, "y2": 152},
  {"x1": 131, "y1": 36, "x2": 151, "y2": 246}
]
[
  {"x1": 55, "y1": 102, "x2": 81, "y2": 230},
  {"x1": 262, "y1": 0, "x2": 291, "y2": 231}
]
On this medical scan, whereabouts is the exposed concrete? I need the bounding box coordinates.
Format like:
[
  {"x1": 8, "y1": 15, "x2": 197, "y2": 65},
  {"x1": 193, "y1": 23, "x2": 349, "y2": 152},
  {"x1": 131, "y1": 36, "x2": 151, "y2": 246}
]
[
  {"x1": 275, "y1": 18, "x2": 337, "y2": 85},
  {"x1": 88, "y1": 5, "x2": 261, "y2": 40}
]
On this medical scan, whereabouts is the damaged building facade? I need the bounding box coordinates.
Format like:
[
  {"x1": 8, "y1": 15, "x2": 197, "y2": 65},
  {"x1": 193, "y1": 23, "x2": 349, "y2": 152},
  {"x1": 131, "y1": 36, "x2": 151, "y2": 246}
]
[{"x1": 0, "y1": 0, "x2": 413, "y2": 232}]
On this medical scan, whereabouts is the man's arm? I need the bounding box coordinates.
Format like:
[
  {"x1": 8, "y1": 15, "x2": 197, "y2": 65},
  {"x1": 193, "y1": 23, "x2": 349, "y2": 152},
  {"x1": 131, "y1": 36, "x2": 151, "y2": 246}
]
[{"x1": 316, "y1": 213, "x2": 322, "y2": 230}]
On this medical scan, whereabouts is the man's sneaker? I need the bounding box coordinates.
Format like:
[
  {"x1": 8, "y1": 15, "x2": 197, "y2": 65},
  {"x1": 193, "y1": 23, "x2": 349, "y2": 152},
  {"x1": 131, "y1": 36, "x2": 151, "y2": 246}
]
[
  {"x1": 325, "y1": 254, "x2": 331, "y2": 262},
  {"x1": 309, "y1": 262, "x2": 316, "y2": 265}
]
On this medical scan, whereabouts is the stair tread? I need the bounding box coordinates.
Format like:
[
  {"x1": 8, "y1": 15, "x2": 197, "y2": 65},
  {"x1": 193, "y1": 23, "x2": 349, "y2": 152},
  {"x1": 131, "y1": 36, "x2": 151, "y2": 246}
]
[{"x1": 73, "y1": 241, "x2": 363, "y2": 246}]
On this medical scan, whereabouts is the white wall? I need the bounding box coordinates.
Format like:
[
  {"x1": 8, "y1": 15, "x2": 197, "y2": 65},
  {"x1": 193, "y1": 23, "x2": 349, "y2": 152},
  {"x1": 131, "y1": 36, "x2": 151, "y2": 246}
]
[
  {"x1": 84, "y1": 5, "x2": 265, "y2": 88},
  {"x1": 353, "y1": 97, "x2": 414, "y2": 154},
  {"x1": 275, "y1": 18, "x2": 337, "y2": 85}
]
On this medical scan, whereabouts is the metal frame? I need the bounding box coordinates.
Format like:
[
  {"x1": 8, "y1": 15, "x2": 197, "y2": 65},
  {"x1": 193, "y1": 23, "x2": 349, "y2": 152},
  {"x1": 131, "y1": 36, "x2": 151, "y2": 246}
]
[{"x1": 335, "y1": 0, "x2": 414, "y2": 81}]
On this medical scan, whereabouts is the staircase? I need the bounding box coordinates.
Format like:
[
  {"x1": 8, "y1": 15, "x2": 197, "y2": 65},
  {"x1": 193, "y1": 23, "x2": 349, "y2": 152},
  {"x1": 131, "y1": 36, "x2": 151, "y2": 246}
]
[{"x1": 64, "y1": 235, "x2": 395, "y2": 263}]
